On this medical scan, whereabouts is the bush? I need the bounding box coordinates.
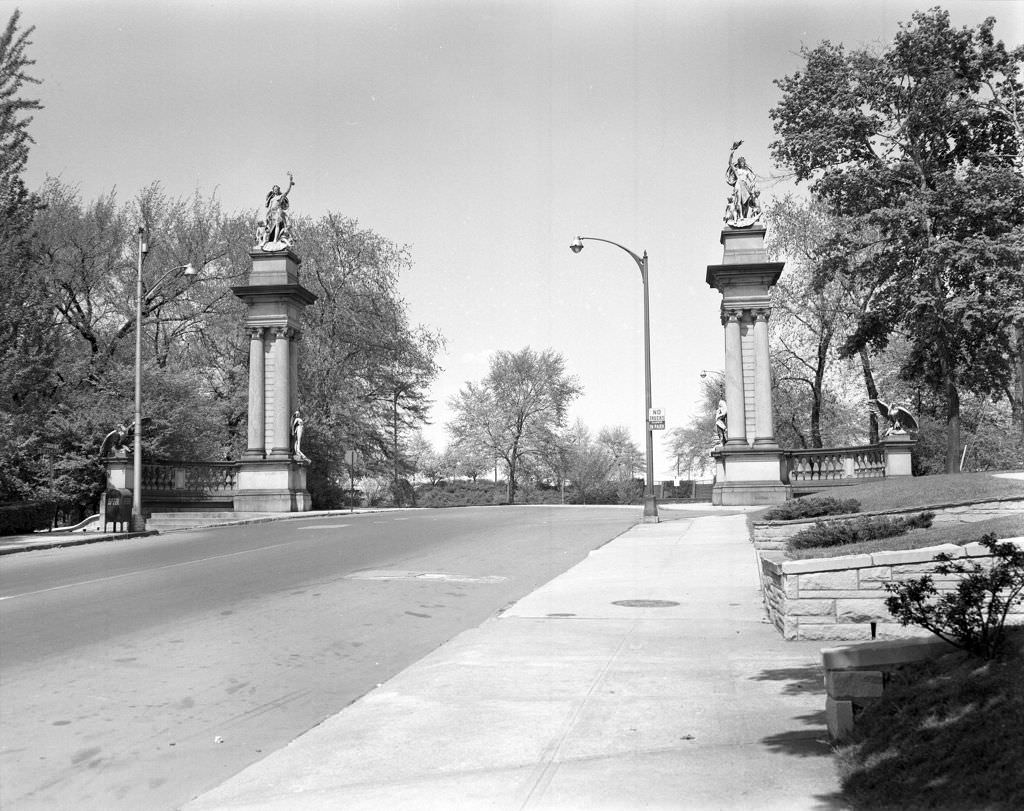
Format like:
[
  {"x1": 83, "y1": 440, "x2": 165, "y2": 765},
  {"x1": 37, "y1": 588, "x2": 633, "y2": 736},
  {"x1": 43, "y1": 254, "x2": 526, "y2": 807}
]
[
  {"x1": 415, "y1": 481, "x2": 506, "y2": 508},
  {"x1": 0, "y1": 501, "x2": 57, "y2": 536},
  {"x1": 787, "y1": 511, "x2": 934, "y2": 551},
  {"x1": 885, "y1": 534, "x2": 1024, "y2": 659},
  {"x1": 763, "y1": 496, "x2": 861, "y2": 522}
]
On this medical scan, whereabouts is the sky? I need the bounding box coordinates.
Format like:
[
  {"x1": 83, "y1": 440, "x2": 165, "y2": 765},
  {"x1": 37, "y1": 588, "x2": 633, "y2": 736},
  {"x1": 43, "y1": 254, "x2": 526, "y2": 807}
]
[{"x1": 15, "y1": 0, "x2": 1024, "y2": 479}]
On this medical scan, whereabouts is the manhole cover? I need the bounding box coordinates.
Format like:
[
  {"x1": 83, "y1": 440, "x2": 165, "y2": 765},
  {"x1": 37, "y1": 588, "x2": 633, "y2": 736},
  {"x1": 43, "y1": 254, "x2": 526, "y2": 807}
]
[{"x1": 611, "y1": 599, "x2": 680, "y2": 608}]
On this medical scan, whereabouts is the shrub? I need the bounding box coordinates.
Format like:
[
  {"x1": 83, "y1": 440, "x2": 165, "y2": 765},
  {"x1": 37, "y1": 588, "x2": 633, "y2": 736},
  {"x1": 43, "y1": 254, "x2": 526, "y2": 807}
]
[
  {"x1": 763, "y1": 496, "x2": 861, "y2": 522},
  {"x1": 0, "y1": 501, "x2": 57, "y2": 536},
  {"x1": 787, "y1": 511, "x2": 934, "y2": 551},
  {"x1": 884, "y1": 534, "x2": 1024, "y2": 659}
]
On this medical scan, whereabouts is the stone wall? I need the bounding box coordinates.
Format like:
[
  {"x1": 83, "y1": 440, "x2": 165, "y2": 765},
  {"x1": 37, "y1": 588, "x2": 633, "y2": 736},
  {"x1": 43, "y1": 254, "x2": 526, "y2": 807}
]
[
  {"x1": 760, "y1": 538, "x2": 1024, "y2": 641},
  {"x1": 752, "y1": 496, "x2": 1024, "y2": 552}
]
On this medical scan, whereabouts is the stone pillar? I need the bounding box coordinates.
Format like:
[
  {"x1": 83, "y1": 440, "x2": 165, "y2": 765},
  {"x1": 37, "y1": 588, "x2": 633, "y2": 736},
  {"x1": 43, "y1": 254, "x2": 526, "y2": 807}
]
[
  {"x1": 245, "y1": 327, "x2": 266, "y2": 459},
  {"x1": 706, "y1": 227, "x2": 790, "y2": 506},
  {"x1": 270, "y1": 327, "x2": 292, "y2": 459},
  {"x1": 723, "y1": 309, "x2": 747, "y2": 445},
  {"x1": 752, "y1": 309, "x2": 777, "y2": 447},
  {"x1": 232, "y1": 249, "x2": 316, "y2": 512}
]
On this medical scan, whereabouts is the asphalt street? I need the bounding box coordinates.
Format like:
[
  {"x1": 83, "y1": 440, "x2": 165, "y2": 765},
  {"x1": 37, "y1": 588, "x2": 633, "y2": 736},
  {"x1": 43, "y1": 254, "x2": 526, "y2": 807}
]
[{"x1": 0, "y1": 505, "x2": 646, "y2": 810}]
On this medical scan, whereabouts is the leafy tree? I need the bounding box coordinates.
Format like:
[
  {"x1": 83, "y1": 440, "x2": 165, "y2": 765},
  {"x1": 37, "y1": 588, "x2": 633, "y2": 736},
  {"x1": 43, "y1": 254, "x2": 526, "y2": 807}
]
[
  {"x1": 664, "y1": 374, "x2": 722, "y2": 480},
  {"x1": 596, "y1": 425, "x2": 644, "y2": 481},
  {"x1": 448, "y1": 347, "x2": 581, "y2": 503},
  {"x1": 770, "y1": 8, "x2": 1024, "y2": 471}
]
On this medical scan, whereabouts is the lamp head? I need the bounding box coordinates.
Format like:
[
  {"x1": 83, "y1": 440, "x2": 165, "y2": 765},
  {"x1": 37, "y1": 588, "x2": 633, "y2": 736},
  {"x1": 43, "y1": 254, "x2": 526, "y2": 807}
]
[
  {"x1": 570, "y1": 237, "x2": 584, "y2": 254},
  {"x1": 182, "y1": 263, "x2": 197, "y2": 277}
]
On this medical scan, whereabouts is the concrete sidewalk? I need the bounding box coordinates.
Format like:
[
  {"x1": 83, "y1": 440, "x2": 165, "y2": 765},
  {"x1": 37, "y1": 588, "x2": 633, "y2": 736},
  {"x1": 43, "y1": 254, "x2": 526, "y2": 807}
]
[{"x1": 184, "y1": 512, "x2": 845, "y2": 811}]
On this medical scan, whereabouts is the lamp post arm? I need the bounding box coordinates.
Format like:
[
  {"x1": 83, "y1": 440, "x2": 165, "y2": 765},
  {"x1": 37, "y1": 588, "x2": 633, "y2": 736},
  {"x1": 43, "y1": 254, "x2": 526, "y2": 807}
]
[
  {"x1": 144, "y1": 264, "x2": 195, "y2": 302},
  {"x1": 575, "y1": 236, "x2": 646, "y2": 277}
]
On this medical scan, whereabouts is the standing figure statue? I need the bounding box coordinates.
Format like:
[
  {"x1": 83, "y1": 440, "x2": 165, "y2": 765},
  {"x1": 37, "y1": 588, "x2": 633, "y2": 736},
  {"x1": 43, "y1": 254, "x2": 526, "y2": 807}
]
[
  {"x1": 725, "y1": 140, "x2": 762, "y2": 227},
  {"x1": 714, "y1": 400, "x2": 728, "y2": 445},
  {"x1": 259, "y1": 172, "x2": 295, "y2": 250},
  {"x1": 291, "y1": 409, "x2": 308, "y2": 461}
]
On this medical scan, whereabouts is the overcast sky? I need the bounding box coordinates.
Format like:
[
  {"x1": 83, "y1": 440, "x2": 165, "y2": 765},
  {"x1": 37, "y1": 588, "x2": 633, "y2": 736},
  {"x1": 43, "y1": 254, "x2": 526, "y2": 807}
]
[{"x1": 16, "y1": 0, "x2": 1023, "y2": 477}]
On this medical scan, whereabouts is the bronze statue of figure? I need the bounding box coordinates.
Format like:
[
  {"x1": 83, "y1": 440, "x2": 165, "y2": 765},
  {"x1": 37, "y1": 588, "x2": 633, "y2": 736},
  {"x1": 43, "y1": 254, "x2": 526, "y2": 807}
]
[
  {"x1": 291, "y1": 409, "x2": 308, "y2": 460},
  {"x1": 714, "y1": 400, "x2": 728, "y2": 445},
  {"x1": 725, "y1": 140, "x2": 762, "y2": 227},
  {"x1": 260, "y1": 172, "x2": 295, "y2": 248}
]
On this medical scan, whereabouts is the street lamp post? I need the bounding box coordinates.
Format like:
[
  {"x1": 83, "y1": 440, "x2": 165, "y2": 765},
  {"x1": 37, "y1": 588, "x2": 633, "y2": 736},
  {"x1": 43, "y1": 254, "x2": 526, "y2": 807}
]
[
  {"x1": 570, "y1": 235, "x2": 659, "y2": 523},
  {"x1": 131, "y1": 226, "x2": 197, "y2": 531}
]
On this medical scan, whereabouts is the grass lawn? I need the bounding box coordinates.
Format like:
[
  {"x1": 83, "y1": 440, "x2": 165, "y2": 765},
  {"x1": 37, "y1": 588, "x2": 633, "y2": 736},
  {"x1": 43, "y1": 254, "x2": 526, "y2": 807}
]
[
  {"x1": 824, "y1": 471, "x2": 1024, "y2": 513},
  {"x1": 836, "y1": 627, "x2": 1024, "y2": 810},
  {"x1": 779, "y1": 472, "x2": 1024, "y2": 560}
]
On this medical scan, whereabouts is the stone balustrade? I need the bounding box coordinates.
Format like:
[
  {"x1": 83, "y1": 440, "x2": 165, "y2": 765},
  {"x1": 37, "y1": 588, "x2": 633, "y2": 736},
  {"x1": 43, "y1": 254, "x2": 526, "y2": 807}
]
[{"x1": 785, "y1": 445, "x2": 885, "y2": 483}]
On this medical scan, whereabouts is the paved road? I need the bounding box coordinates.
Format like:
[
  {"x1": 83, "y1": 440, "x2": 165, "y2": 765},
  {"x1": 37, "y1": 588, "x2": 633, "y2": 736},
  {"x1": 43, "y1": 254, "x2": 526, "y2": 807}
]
[{"x1": 0, "y1": 506, "x2": 643, "y2": 810}]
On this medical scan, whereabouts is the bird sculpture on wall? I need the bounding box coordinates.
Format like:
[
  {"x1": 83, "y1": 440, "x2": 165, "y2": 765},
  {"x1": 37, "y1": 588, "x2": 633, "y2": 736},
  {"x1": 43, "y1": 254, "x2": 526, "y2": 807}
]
[
  {"x1": 99, "y1": 421, "x2": 134, "y2": 458},
  {"x1": 869, "y1": 399, "x2": 919, "y2": 435}
]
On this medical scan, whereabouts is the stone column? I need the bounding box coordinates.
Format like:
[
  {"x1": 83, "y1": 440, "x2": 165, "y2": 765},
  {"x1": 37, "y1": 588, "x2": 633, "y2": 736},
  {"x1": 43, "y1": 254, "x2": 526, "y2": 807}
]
[
  {"x1": 752, "y1": 309, "x2": 777, "y2": 447},
  {"x1": 724, "y1": 309, "x2": 747, "y2": 445},
  {"x1": 290, "y1": 330, "x2": 301, "y2": 442},
  {"x1": 270, "y1": 327, "x2": 292, "y2": 458},
  {"x1": 244, "y1": 327, "x2": 266, "y2": 459}
]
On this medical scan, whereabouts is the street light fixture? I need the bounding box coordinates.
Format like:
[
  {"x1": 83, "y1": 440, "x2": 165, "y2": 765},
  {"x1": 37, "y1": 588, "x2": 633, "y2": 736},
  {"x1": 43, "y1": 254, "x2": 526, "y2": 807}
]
[
  {"x1": 570, "y1": 235, "x2": 659, "y2": 523},
  {"x1": 132, "y1": 226, "x2": 199, "y2": 531},
  {"x1": 700, "y1": 369, "x2": 724, "y2": 380}
]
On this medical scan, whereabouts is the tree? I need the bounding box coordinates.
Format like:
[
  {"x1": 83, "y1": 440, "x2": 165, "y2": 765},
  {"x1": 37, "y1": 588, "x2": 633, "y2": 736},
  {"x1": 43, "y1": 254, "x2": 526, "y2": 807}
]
[
  {"x1": 596, "y1": 425, "x2": 644, "y2": 481},
  {"x1": 664, "y1": 375, "x2": 722, "y2": 481},
  {"x1": 770, "y1": 8, "x2": 1024, "y2": 472},
  {"x1": 448, "y1": 347, "x2": 581, "y2": 503}
]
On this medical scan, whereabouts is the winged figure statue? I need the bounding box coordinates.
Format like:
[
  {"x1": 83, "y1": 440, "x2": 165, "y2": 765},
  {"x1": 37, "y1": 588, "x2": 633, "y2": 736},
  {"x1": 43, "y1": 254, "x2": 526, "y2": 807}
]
[{"x1": 869, "y1": 399, "x2": 919, "y2": 435}]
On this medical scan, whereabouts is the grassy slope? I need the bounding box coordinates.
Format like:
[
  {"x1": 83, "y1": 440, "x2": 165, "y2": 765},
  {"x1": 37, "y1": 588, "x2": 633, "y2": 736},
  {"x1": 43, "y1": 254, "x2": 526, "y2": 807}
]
[
  {"x1": 783, "y1": 472, "x2": 1024, "y2": 559},
  {"x1": 836, "y1": 629, "x2": 1024, "y2": 810}
]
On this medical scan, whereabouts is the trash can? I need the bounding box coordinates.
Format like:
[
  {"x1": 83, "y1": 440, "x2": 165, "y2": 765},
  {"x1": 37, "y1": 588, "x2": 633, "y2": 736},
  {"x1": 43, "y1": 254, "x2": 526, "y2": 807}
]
[{"x1": 103, "y1": 487, "x2": 133, "y2": 532}]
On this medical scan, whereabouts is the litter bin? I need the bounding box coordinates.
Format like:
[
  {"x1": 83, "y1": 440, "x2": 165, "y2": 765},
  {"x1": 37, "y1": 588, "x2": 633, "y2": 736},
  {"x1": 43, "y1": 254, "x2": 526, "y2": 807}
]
[{"x1": 103, "y1": 487, "x2": 133, "y2": 532}]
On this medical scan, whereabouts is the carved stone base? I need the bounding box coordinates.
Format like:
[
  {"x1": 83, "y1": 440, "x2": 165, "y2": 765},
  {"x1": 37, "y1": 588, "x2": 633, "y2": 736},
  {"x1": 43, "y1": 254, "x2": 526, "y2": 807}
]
[
  {"x1": 234, "y1": 458, "x2": 312, "y2": 513},
  {"x1": 711, "y1": 446, "x2": 792, "y2": 506}
]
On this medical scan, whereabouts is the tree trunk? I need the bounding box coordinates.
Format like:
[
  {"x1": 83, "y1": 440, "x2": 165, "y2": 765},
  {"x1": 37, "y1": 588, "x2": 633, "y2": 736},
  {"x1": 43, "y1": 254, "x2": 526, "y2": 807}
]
[
  {"x1": 859, "y1": 347, "x2": 880, "y2": 445},
  {"x1": 1012, "y1": 321, "x2": 1024, "y2": 440},
  {"x1": 944, "y1": 374, "x2": 961, "y2": 474}
]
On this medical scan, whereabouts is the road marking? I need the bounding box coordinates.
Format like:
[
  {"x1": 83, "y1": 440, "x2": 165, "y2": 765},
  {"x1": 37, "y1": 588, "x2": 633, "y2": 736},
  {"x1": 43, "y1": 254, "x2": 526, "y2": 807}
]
[
  {"x1": 346, "y1": 570, "x2": 507, "y2": 584},
  {"x1": 299, "y1": 524, "x2": 351, "y2": 530}
]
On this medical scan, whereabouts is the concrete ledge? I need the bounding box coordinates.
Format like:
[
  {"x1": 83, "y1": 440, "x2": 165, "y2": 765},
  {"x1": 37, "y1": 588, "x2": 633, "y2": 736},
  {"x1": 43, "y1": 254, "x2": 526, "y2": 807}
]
[{"x1": 821, "y1": 636, "x2": 957, "y2": 670}]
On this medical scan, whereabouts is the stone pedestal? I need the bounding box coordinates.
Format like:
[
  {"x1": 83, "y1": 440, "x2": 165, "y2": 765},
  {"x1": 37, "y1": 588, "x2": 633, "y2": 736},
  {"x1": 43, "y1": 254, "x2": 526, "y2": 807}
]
[
  {"x1": 706, "y1": 227, "x2": 791, "y2": 506},
  {"x1": 881, "y1": 435, "x2": 915, "y2": 477},
  {"x1": 231, "y1": 249, "x2": 317, "y2": 513}
]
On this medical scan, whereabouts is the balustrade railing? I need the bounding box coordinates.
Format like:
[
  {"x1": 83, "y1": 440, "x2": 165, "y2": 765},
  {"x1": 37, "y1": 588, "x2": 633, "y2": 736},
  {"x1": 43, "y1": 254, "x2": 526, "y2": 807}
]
[
  {"x1": 141, "y1": 460, "x2": 239, "y2": 494},
  {"x1": 784, "y1": 445, "x2": 886, "y2": 483}
]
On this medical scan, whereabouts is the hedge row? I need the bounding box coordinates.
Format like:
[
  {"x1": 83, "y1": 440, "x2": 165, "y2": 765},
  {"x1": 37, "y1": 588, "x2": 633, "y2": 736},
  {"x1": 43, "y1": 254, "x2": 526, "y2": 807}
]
[{"x1": 0, "y1": 501, "x2": 56, "y2": 536}]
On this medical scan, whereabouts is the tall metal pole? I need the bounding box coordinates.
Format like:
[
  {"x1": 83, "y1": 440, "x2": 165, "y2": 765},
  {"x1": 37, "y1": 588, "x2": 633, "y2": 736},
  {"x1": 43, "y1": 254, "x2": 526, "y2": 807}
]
[
  {"x1": 641, "y1": 251, "x2": 658, "y2": 522},
  {"x1": 132, "y1": 227, "x2": 145, "y2": 531},
  {"x1": 570, "y1": 235, "x2": 659, "y2": 522}
]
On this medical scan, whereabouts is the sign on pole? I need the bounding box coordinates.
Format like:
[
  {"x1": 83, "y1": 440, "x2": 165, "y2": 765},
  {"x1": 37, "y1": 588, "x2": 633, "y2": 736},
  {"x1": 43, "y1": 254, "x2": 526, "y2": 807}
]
[{"x1": 647, "y1": 407, "x2": 666, "y2": 431}]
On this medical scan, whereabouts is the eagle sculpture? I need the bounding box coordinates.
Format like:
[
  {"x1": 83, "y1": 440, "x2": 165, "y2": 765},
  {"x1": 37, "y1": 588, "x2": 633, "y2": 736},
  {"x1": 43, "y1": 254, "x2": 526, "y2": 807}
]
[
  {"x1": 869, "y1": 399, "x2": 919, "y2": 435},
  {"x1": 99, "y1": 420, "x2": 135, "y2": 458}
]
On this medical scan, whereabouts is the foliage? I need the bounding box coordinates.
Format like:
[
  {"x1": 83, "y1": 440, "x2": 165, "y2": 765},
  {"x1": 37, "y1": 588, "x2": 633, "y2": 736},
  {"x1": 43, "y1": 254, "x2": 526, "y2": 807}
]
[
  {"x1": 663, "y1": 374, "x2": 722, "y2": 479},
  {"x1": 763, "y1": 496, "x2": 861, "y2": 522},
  {"x1": 835, "y1": 628, "x2": 1024, "y2": 810},
  {"x1": 414, "y1": 480, "x2": 509, "y2": 508},
  {"x1": 596, "y1": 425, "x2": 644, "y2": 481},
  {"x1": 787, "y1": 511, "x2": 934, "y2": 551},
  {"x1": 447, "y1": 347, "x2": 581, "y2": 504},
  {"x1": 885, "y1": 534, "x2": 1024, "y2": 658},
  {"x1": 770, "y1": 9, "x2": 1024, "y2": 472},
  {"x1": 0, "y1": 500, "x2": 55, "y2": 535}
]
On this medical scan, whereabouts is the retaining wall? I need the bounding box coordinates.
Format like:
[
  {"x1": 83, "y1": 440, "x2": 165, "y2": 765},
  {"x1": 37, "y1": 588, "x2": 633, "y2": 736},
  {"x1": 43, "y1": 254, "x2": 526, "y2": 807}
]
[{"x1": 759, "y1": 538, "x2": 1024, "y2": 641}]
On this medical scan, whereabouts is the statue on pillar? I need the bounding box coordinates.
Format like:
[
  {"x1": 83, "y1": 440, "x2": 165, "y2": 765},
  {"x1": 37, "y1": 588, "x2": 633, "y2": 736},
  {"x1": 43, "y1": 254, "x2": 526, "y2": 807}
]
[
  {"x1": 714, "y1": 400, "x2": 728, "y2": 445},
  {"x1": 99, "y1": 420, "x2": 134, "y2": 458},
  {"x1": 724, "y1": 141, "x2": 763, "y2": 228},
  {"x1": 258, "y1": 172, "x2": 295, "y2": 251},
  {"x1": 869, "y1": 399, "x2": 919, "y2": 436},
  {"x1": 291, "y1": 410, "x2": 309, "y2": 461}
]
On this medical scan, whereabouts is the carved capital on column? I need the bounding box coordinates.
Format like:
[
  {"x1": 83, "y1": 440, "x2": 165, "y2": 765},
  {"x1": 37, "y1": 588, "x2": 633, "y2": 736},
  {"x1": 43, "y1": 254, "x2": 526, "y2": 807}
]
[
  {"x1": 721, "y1": 308, "x2": 743, "y2": 326},
  {"x1": 273, "y1": 326, "x2": 294, "y2": 341},
  {"x1": 753, "y1": 308, "x2": 770, "y2": 323},
  {"x1": 249, "y1": 326, "x2": 265, "y2": 341}
]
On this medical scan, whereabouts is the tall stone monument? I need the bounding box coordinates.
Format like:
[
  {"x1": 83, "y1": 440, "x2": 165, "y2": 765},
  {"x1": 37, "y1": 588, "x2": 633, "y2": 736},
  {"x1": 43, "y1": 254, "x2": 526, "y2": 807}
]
[
  {"x1": 232, "y1": 175, "x2": 317, "y2": 512},
  {"x1": 705, "y1": 142, "x2": 791, "y2": 505}
]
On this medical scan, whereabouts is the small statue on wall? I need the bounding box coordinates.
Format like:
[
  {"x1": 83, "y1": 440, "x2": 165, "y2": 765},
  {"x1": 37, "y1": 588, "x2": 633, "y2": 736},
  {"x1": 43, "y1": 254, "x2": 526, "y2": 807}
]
[
  {"x1": 291, "y1": 409, "x2": 309, "y2": 461},
  {"x1": 869, "y1": 398, "x2": 919, "y2": 435},
  {"x1": 724, "y1": 140, "x2": 763, "y2": 228},
  {"x1": 99, "y1": 420, "x2": 134, "y2": 458},
  {"x1": 257, "y1": 172, "x2": 295, "y2": 251},
  {"x1": 714, "y1": 400, "x2": 728, "y2": 445}
]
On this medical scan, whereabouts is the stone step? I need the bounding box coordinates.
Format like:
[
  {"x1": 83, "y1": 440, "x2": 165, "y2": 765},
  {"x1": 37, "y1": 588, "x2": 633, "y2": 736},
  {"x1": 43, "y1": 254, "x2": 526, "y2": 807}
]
[{"x1": 146, "y1": 512, "x2": 275, "y2": 530}]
